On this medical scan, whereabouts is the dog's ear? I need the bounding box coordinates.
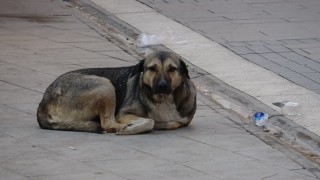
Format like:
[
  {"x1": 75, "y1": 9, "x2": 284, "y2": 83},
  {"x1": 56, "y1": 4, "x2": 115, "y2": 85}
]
[
  {"x1": 130, "y1": 59, "x2": 145, "y2": 78},
  {"x1": 138, "y1": 59, "x2": 145, "y2": 72},
  {"x1": 179, "y1": 59, "x2": 190, "y2": 79}
]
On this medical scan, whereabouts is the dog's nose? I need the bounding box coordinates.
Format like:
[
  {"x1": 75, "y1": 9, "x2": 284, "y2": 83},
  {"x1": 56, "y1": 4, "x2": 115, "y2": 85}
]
[{"x1": 157, "y1": 79, "x2": 168, "y2": 92}]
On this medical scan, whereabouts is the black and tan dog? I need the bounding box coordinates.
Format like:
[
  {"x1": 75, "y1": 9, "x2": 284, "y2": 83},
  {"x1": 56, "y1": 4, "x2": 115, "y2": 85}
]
[{"x1": 37, "y1": 51, "x2": 197, "y2": 135}]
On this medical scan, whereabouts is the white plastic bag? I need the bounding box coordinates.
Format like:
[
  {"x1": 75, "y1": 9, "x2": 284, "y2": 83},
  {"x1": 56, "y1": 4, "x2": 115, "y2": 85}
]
[
  {"x1": 273, "y1": 101, "x2": 302, "y2": 116},
  {"x1": 136, "y1": 27, "x2": 187, "y2": 48}
]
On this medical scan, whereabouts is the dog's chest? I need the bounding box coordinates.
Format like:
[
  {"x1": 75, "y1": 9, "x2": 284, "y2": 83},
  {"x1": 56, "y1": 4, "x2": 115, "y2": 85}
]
[{"x1": 147, "y1": 98, "x2": 182, "y2": 122}]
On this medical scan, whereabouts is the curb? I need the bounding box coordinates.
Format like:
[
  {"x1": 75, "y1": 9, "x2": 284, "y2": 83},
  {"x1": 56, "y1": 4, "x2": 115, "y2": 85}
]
[{"x1": 69, "y1": 0, "x2": 320, "y2": 166}]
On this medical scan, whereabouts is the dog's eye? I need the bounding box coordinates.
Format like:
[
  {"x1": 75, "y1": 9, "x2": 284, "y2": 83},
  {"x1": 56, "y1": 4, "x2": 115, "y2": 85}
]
[
  {"x1": 148, "y1": 66, "x2": 156, "y2": 72},
  {"x1": 168, "y1": 67, "x2": 177, "y2": 72}
]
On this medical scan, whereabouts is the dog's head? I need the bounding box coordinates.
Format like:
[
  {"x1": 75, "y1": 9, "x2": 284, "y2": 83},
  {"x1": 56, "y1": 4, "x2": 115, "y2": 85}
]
[{"x1": 141, "y1": 51, "x2": 190, "y2": 95}]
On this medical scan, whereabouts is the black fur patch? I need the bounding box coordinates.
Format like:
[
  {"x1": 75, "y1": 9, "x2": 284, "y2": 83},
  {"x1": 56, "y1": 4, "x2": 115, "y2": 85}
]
[
  {"x1": 158, "y1": 51, "x2": 170, "y2": 62},
  {"x1": 179, "y1": 60, "x2": 190, "y2": 79}
]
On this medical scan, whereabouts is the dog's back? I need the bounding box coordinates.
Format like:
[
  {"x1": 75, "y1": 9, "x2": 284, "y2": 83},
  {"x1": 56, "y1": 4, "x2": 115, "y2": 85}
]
[{"x1": 70, "y1": 62, "x2": 144, "y2": 113}]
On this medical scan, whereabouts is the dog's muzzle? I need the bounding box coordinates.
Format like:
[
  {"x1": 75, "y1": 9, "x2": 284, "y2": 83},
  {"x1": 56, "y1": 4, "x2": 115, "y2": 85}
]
[{"x1": 154, "y1": 76, "x2": 172, "y2": 95}]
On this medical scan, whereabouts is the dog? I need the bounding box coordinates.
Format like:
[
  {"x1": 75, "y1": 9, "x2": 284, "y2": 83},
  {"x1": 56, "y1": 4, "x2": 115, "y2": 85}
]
[{"x1": 37, "y1": 51, "x2": 197, "y2": 135}]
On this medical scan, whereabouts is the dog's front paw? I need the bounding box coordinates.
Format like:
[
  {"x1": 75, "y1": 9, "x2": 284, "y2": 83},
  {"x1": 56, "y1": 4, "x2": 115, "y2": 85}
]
[
  {"x1": 154, "y1": 121, "x2": 182, "y2": 130},
  {"x1": 116, "y1": 118, "x2": 155, "y2": 135}
]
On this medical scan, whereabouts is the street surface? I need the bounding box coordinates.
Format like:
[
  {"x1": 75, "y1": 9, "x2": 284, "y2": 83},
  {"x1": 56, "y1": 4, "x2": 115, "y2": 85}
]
[{"x1": 0, "y1": 0, "x2": 319, "y2": 179}]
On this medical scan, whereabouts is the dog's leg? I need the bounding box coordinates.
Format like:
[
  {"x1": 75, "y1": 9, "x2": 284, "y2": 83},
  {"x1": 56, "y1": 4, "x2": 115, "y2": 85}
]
[
  {"x1": 37, "y1": 105, "x2": 103, "y2": 133},
  {"x1": 154, "y1": 120, "x2": 191, "y2": 130},
  {"x1": 116, "y1": 114, "x2": 155, "y2": 135},
  {"x1": 98, "y1": 96, "x2": 126, "y2": 133},
  {"x1": 52, "y1": 121, "x2": 103, "y2": 133},
  {"x1": 154, "y1": 122, "x2": 182, "y2": 130}
]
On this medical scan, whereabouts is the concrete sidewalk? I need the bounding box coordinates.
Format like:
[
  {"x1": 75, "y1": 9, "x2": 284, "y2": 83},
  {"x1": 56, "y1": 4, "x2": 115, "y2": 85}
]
[
  {"x1": 88, "y1": 0, "x2": 320, "y2": 137},
  {"x1": 0, "y1": 0, "x2": 320, "y2": 179}
]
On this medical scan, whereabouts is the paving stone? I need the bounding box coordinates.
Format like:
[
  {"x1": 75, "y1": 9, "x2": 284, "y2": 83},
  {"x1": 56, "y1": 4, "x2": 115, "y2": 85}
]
[
  {"x1": 32, "y1": 172, "x2": 126, "y2": 180},
  {"x1": 0, "y1": 81, "x2": 42, "y2": 114},
  {"x1": 159, "y1": 7, "x2": 214, "y2": 20},
  {"x1": 2, "y1": 153, "x2": 99, "y2": 177},
  {"x1": 292, "y1": 169, "x2": 319, "y2": 179},
  {"x1": 184, "y1": 16, "x2": 229, "y2": 23},
  {"x1": 0, "y1": 104, "x2": 35, "y2": 127},
  {"x1": 2, "y1": 38, "x2": 71, "y2": 52},
  {"x1": 276, "y1": 70, "x2": 304, "y2": 78},
  {"x1": 87, "y1": 156, "x2": 217, "y2": 180},
  {"x1": 1, "y1": 126, "x2": 41, "y2": 141},
  {"x1": 45, "y1": 22, "x2": 93, "y2": 30},
  {"x1": 207, "y1": 3, "x2": 261, "y2": 14},
  {"x1": 0, "y1": 31, "x2": 41, "y2": 42},
  {"x1": 233, "y1": 18, "x2": 287, "y2": 24},
  {"x1": 186, "y1": 0, "x2": 226, "y2": 5},
  {"x1": 0, "y1": 61, "x2": 58, "y2": 90},
  {"x1": 284, "y1": 42, "x2": 320, "y2": 49},
  {"x1": 185, "y1": 21, "x2": 237, "y2": 35},
  {"x1": 174, "y1": 116, "x2": 245, "y2": 135},
  {"x1": 261, "y1": 24, "x2": 315, "y2": 40},
  {"x1": 0, "y1": 55, "x2": 84, "y2": 77},
  {"x1": 65, "y1": 41, "x2": 122, "y2": 52},
  {"x1": 37, "y1": 47, "x2": 108, "y2": 59},
  {"x1": 185, "y1": 160, "x2": 316, "y2": 180},
  {"x1": 244, "y1": 41, "x2": 266, "y2": 46},
  {"x1": 43, "y1": 32, "x2": 106, "y2": 43},
  {"x1": 241, "y1": 54, "x2": 289, "y2": 73},
  {"x1": 40, "y1": 140, "x2": 151, "y2": 162},
  {"x1": 227, "y1": 46, "x2": 254, "y2": 55},
  {"x1": 0, "y1": 42, "x2": 34, "y2": 56},
  {"x1": 220, "y1": 11, "x2": 270, "y2": 20},
  {"x1": 180, "y1": 132, "x2": 267, "y2": 152},
  {"x1": 247, "y1": 45, "x2": 273, "y2": 54},
  {"x1": 20, "y1": 26, "x2": 71, "y2": 37},
  {"x1": 207, "y1": 29, "x2": 271, "y2": 42},
  {"x1": 280, "y1": 39, "x2": 304, "y2": 45},
  {"x1": 265, "y1": 44, "x2": 292, "y2": 53},
  {"x1": 260, "y1": 53, "x2": 317, "y2": 73},
  {"x1": 100, "y1": 51, "x2": 139, "y2": 62},
  {"x1": 66, "y1": 57, "x2": 135, "y2": 68},
  {"x1": 0, "y1": 105, "x2": 38, "y2": 140},
  {"x1": 299, "y1": 38, "x2": 320, "y2": 44},
  {"x1": 69, "y1": 28, "x2": 105, "y2": 39},
  {"x1": 0, "y1": 0, "x2": 70, "y2": 16},
  {"x1": 303, "y1": 72, "x2": 320, "y2": 83},
  {"x1": 311, "y1": 89, "x2": 320, "y2": 94},
  {"x1": 263, "y1": 40, "x2": 283, "y2": 45},
  {"x1": 236, "y1": 147, "x2": 303, "y2": 170},
  {"x1": 278, "y1": 12, "x2": 320, "y2": 22},
  {"x1": 279, "y1": 52, "x2": 320, "y2": 72},
  {"x1": 253, "y1": 2, "x2": 309, "y2": 13},
  {"x1": 225, "y1": 41, "x2": 248, "y2": 47},
  {"x1": 109, "y1": 134, "x2": 254, "y2": 164},
  {"x1": 0, "y1": 135, "x2": 35, "y2": 163},
  {"x1": 293, "y1": 48, "x2": 320, "y2": 62},
  {"x1": 0, "y1": 167, "x2": 30, "y2": 180},
  {"x1": 285, "y1": 76, "x2": 320, "y2": 90},
  {"x1": 302, "y1": 47, "x2": 320, "y2": 54}
]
